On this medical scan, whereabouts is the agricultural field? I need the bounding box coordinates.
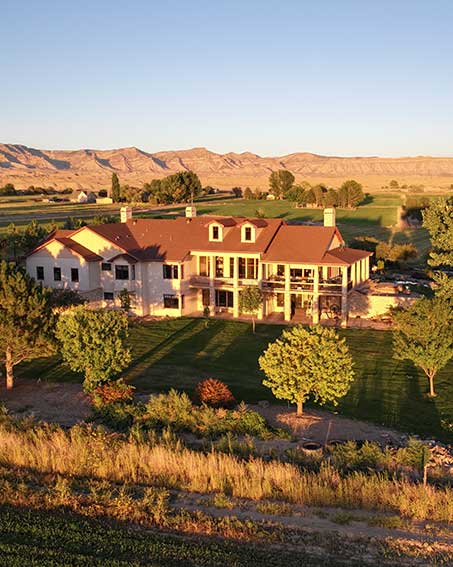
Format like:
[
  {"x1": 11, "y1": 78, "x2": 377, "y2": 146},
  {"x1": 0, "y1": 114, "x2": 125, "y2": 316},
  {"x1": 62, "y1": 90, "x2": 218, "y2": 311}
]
[
  {"x1": 0, "y1": 192, "x2": 435, "y2": 263},
  {"x1": 17, "y1": 318, "x2": 453, "y2": 441}
]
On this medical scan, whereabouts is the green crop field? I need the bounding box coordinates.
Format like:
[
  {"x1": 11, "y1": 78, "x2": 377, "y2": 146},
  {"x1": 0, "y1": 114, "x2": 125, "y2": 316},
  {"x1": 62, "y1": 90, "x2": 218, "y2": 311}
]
[
  {"x1": 17, "y1": 318, "x2": 453, "y2": 441},
  {"x1": 0, "y1": 504, "x2": 339, "y2": 567}
]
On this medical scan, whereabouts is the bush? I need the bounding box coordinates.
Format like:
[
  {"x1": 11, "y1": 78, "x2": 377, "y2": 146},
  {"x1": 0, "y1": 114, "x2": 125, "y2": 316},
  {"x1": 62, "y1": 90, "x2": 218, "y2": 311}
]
[
  {"x1": 92, "y1": 380, "x2": 135, "y2": 409},
  {"x1": 195, "y1": 378, "x2": 236, "y2": 408},
  {"x1": 141, "y1": 390, "x2": 275, "y2": 439}
]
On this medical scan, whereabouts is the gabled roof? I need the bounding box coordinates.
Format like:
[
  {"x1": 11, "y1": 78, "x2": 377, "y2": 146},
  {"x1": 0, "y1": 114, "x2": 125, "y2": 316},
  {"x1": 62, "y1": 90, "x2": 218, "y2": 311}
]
[
  {"x1": 263, "y1": 225, "x2": 338, "y2": 264},
  {"x1": 88, "y1": 216, "x2": 284, "y2": 261},
  {"x1": 27, "y1": 230, "x2": 102, "y2": 262}
]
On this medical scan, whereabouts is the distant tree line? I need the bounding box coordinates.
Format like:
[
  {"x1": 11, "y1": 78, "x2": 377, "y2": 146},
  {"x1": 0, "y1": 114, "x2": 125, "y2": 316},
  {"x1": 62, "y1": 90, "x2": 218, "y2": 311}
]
[
  {"x1": 229, "y1": 170, "x2": 366, "y2": 208},
  {"x1": 0, "y1": 183, "x2": 73, "y2": 196}
]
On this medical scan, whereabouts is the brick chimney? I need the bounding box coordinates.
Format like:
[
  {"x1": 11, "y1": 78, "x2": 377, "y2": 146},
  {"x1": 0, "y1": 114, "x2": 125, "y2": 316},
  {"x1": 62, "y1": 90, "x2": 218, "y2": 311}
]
[
  {"x1": 120, "y1": 206, "x2": 132, "y2": 223},
  {"x1": 323, "y1": 207, "x2": 336, "y2": 227}
]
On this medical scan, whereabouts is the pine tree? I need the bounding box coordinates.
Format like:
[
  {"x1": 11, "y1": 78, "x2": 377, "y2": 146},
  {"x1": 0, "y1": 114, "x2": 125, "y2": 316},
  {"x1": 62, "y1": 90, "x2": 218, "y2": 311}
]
[{"x1": 0, "y1": 262, "x2": 55, "y2": 389}]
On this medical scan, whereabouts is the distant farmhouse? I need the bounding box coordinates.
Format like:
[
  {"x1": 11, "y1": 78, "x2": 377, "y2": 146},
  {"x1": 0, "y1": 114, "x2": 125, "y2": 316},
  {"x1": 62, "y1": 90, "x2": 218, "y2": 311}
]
[{"x1": 26, "y1": 207, "x2": 371, "y2": 326}]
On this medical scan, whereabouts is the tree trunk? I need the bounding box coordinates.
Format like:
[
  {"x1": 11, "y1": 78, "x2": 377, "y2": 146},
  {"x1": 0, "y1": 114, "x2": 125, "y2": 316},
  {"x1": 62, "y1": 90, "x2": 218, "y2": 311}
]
[
  {"x1": 428, "y1": 372, "x2": 436, "y2": 397},
  {"x1": 252, "y1": 318, "x2": 256, "y2": 333},
  {"x1": 296, "y1": 400, "x2": 303, "y2": 417},
  {"x1": 5, "y1": 346, "x2": 14, "y2": 390}
]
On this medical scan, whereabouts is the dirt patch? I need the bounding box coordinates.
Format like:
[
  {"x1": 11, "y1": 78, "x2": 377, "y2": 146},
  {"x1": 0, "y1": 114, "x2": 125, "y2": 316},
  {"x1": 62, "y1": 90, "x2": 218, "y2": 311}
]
[
  {"x1": 1, "y1": 379, "x2": 404, "y2": 445},
  {"x1": 0, "y1": 379, "x2": 90, "y2": 427},
  {"x1": 251, "y1": 404, "x2": 403, "y2": 445}
]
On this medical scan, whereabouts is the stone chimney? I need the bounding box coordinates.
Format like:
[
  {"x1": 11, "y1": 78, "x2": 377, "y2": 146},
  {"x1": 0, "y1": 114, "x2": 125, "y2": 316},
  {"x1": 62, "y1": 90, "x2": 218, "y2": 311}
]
[
  {"x1": 120, "y1": 206, "x2": 132, "y2": 223},
  {"x1": 323, "y1": 207, "x2": 336, "y2": 227},
  {"x1": 185, "y1": 205, "x2": 197, "y2": 218}
]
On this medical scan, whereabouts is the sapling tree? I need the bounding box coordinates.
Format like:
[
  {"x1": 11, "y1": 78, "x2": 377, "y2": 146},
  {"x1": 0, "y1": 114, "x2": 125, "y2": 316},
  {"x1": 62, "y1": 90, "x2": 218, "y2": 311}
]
[
  {"x1": 392, "y1": 297, "x2": 453, "y2": 397},
  {"x1": 0, "y1": 261, "x2": 55, "y2": 389},
  {"x1": 56, "y1": 306, "x2": 131, "y2": 392},
  {"x1": 239, "y1": 286, "x2": 263, "y2": 333},
  {"x1": 259, "y1": 325, "x2": 354, "y2": 415}
]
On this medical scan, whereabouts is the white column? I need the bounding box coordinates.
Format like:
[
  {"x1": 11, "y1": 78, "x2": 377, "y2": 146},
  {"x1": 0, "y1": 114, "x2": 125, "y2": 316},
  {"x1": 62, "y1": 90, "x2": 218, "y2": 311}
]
[
  {"x1": 233, "y1": 256, "x2": 239, "y2": 317},
  {"x1": 209, "y1": 255, "x2": 216, "y2": 310},
  {"x1": 312, "y1": 266, "x2": 320, "y2": 324},
  {"x1": 341, "y1": 266, "x2": 348, "y2": 328},
  {"x1": 284, "y1": 264, "x2": 291, "y2": 321}
]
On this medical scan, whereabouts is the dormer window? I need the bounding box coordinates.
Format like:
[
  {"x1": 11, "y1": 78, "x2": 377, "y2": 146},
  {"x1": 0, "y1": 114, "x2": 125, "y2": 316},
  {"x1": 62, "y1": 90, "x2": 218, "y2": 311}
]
[
  {"x1": 209, "y1": 223, "x2": 223, "y2": 242},
  {"x1": 241, "y1": 223, "x2": 256, "y2": 243}
]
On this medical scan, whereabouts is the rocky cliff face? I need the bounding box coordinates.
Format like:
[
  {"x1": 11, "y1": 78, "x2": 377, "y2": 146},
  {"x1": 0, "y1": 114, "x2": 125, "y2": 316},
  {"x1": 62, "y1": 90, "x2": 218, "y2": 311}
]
[{"x1": 1, "y1": 143, "x2": 453, "y2": 190}]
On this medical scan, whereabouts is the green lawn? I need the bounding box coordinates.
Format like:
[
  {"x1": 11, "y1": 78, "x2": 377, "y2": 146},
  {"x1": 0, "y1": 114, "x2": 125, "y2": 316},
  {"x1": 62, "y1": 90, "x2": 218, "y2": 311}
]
[{"x1": 18, "y1": 318, "x2": 453, "y2": 441}]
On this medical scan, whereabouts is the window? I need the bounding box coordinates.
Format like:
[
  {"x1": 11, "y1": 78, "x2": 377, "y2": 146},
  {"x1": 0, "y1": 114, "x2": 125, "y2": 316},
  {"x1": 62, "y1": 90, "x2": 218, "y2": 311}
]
[
  {"x1": 131, "y1": 264, "x2": 136, "y2": 280},
  {"x1": 229, "y1": 257, "x2": 235, "y2": 278},
  {"x1": 212, "y1": 226, "x2": 220, "y2": 240},
  {"x1": 277, "y1": 264, "x2": 285, "y2": 277},
  {"x1": 101, "y1": 263, "x2": 112, "y2": 271},
  {"x1": 115, "y1": 265, "x2": 129, "y2": 280},
  {"x1": 163, "y1": 294, "x2": 179, "y2": 309},
  {"x1": 53, "y1": 267, "x2": 61, "y2": 281},
  {"x1": 238, "y1": 258, "x2": 258, "y2": 279},
  {"x1": 276, "y1": 293, "x2": 284, "y2": 307},
  {"x1": 215, "y1": 290, "x2": 234, "y2": 308},
  {"x1": 36, "y1": 266, "x2": 44, "y2": 281},
  {"x1": 71, "y1": 268, "x2": 79, "y2": 282},
  {"x1": 244, "y1": 227, "x2": 252, "y2": 241},
  {"x1": 290, "y1": 268, "x2": 303, "y2": 280},
  {"x1": 103, "y1": 292, "x2": 114, "y2": 301},
  {"x1": 163, "y1": 265, "x2": 178, "y2": 279},
  {"x1": 215, "y1": 256, "x2": 224, "y2": 277},
  {"x1": 199, "y1": 256, "x2": 209, "y2": 276}
]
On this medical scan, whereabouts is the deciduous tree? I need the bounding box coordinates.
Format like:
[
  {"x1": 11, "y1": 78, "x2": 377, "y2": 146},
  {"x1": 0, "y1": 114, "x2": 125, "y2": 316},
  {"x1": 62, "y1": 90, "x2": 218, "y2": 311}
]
[
  {"x1": 269, "y1": 170, "x2": 295, "y2": 199},
  {"x1": 0, "y1": 262, "x2": 55, "y2": 389},
  {"x1": 259, "y1": 325, "x2": 354, "y2": 415},
  {"x1": 56, "y1": 306, "x2": 131, "y2": 392},
  {"x1": 392, "y1": 297, "x2": 453, "y2": 397},
  {"x1": 239, "y1": 286, "x2": 263, "y2": 333}
]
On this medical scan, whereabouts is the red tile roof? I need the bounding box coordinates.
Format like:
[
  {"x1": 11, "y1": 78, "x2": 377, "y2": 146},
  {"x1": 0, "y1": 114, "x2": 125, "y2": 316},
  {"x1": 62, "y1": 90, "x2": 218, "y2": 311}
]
[
  {"x1": 263, "y1": 225, "x2": 338, "y2": 264},
  {"x1": 321, "y1": 247, "x2": 372, "y2": 266},
  {"x1": 87, "y1": 217, "x2": 284, "y2": 261},
  {"x1": 28, "y1": 216, "x2": 372, "y2": 267}
]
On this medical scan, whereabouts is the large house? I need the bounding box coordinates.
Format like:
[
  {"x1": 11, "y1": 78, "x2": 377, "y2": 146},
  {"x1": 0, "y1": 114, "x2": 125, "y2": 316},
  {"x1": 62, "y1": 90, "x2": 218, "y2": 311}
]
[{"x1": 26, "y1": 207, "x2": 371, "y2": 326}]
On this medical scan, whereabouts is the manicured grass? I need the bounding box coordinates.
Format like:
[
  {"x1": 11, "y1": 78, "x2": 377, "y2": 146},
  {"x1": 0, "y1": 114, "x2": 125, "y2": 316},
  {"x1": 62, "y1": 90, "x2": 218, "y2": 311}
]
[{"x1": 17, "y1": 318, "x2": 453, "y2": 441}]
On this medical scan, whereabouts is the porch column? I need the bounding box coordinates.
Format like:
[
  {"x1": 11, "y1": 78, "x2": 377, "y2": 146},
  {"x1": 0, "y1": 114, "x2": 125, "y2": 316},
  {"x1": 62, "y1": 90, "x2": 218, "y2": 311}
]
[
  {"x1": 284, "y1": 264, "x2": 291, "y2": 322},
  {"x1": 233, "y1": 256, "x2": 239, "y2": 318},
  {"x1": 365, "y1": 256, "x2": 370, "y2": 280},
  {"x1": 209, "y1": 255, "x2": 216, "y2": 310},
  {"x1": 351, "y1": 262, "x2": 357, "y2": 288},
  {"x1": 312, "y1": 266, "x2": 320, "y2": 324},
  {"x1": 341, "y1": 266, "x2": 348, "y2": 328},
  {"x1": 361, "y1": 258, "x2": 366, "y2": 283}
]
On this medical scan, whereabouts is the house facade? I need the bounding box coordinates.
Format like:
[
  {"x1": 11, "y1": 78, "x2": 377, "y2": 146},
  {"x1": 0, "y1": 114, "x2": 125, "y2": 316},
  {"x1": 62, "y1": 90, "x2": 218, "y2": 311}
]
[{"x1": 26, "y1": 207, "x2": 371, "y2": 326}]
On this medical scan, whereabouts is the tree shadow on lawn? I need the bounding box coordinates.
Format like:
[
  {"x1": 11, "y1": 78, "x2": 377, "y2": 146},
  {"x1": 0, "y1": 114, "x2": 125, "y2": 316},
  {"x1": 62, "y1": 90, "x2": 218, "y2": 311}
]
[{"x1": 127, "y1": 319, "x2": 282, "y2": 401}]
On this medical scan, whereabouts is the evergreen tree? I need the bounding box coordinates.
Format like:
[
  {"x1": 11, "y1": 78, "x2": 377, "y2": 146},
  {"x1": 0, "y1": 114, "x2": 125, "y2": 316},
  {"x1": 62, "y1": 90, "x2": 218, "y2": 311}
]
[
  {"x1": 111, "y1": 173, "x2": 121, "y2": 203},
  {"x1": 0, "y1": 262, "x2": 55, "y2": 389}
]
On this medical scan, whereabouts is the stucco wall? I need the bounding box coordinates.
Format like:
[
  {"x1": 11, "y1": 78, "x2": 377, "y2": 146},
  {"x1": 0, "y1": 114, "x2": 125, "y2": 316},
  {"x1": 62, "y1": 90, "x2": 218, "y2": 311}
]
[{"x1": 25, "y1": 241, "x2": 91, "y2": 291}]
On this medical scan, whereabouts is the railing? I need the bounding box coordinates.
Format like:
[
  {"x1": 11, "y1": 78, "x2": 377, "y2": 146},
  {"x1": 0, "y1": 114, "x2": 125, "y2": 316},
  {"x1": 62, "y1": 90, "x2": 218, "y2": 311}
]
[{"x1": 189, "y1": 276, "x2": 234, "y2": 287}]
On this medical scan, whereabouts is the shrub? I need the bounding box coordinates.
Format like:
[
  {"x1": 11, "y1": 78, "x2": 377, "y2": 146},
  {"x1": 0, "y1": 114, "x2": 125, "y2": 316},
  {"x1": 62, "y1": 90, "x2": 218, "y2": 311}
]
[
  {"x1": 92, "y1": 380, "x2": 135, "y2": 409},
  {"x1": 195, "y1": 378, "x2": 236, "y2": 408}
]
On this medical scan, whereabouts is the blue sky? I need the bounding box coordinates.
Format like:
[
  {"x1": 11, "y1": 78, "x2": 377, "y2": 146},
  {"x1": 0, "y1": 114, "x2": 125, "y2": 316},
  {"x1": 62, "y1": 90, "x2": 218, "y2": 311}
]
[{"x1": 1, "y1": 0, "x2": 452, "y2": 156}]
